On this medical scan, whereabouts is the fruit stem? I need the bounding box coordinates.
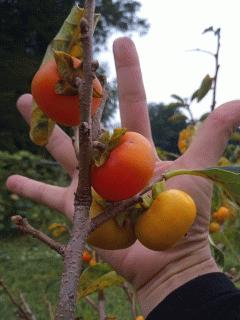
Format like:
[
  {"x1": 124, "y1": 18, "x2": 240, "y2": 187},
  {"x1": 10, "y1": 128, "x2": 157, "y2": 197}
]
[{"x1": 164, "y1": 169, "x2": 207, "y2": 180}]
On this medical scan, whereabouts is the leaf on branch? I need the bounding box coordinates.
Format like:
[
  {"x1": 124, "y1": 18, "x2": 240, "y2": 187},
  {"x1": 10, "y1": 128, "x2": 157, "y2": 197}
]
[
  {"x1": 191, "y1": 89, "x2": 199, "y2": 102},
  {"x1": 30, "y1": 101, "x2": 55, "y2": 146},
  {"x1": 211, "y1": 184, "x2": 223, "y2": 212},
  {"x1": 43, "y1": 4, "x2": 100, "y2": 64},
  {"x1": 168, "y1": 113, "x2": 188, "y2": 123},
  {"x1": 165, "y1": 166, "x2": 240, "y2": 206},
  {"x1": 191, "y1": 74, "x2": 213, "y2": 102},
  {"x1": 209, "y1": 235, "x2": 224, "y2": 268},
  {"x1": 171, "y1": 94, "x2": 185, "y2": 104},
  {"x1": 78, "y1": 263, "x2": 124, "y2": 299},
  {"x1": 202, "y1": 26, "x2": 214, "y2": 34},
  {"x1": 108, "y1": 128, "x2": 127, "y2": 150},
  {"x1": 167, "y1": 102, "x2": 186, "y2": 110},
  {"x1": 93, "y1": 128, "x2": 127, "y2": 167}
]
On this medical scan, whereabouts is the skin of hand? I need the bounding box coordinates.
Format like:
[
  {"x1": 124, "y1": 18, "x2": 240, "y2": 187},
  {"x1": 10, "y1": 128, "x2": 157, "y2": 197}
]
[{"x1": 6, "y1": 37, "x2": 240, "y2": 317}]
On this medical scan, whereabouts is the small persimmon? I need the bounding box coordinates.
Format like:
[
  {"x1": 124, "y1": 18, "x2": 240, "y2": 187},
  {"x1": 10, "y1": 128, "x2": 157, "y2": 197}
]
[
  {"x1": 31, "y1": 56, "x2": 102, "y2": 126},
  {"x1": 212, "y1": 206, "x2": 230, "y2": 224},
  {"x1": 87, "y1": 196, "x2": 136, "y2": 250},
  {"x1": 209, "y1": 221, "x2": 221, "y2": 233},
  {"x1": 91, "y1": 131, "x2": 155, "y2": 201},
  {"x1": 82, "y1": 250, "x2": 92, "y2": 263}
]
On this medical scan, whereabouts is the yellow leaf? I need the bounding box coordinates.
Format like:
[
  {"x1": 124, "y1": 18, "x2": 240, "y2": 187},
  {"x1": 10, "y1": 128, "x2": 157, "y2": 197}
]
[{"x1": 30, "y1": 101, "x2": 55, "y2": 146}]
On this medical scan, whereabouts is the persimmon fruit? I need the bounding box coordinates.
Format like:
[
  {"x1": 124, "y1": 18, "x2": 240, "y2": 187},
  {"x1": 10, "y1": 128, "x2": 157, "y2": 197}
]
[
  {"x1": 87, "y1": 196, "x2": 136, "y2": 250},
  {"x1": 82, "y1": 250, "x2": 92, "y2": 263},
  {"x1": 135, "y1": 189, "x2": 197, "y2": 251},
  {"x1": 31, "y1": 57, "x2": 102, "y2": 126},
  {"x1": 91, "y1": 132, "x2": 155, "y2": 201},
  {"x1": 209, "y1": 221, "x2": 221, "y2": 233},
  {"x1": 212, "y1": 206, "x2": 230, "y2": 224}
]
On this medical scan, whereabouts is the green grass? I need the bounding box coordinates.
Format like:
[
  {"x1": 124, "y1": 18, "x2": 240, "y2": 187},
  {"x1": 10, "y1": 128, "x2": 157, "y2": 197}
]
[
  {"x1": 0, "y1": 234, "x2": 135, "y2": 320},
  {"x1": 1, "y1": 216, "x2": 240, "y2": 320}
]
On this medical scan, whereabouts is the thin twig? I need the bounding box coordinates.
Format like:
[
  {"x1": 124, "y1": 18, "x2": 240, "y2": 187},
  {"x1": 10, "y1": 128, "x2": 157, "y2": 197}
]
[
  {"x1": 122, "y1": 282, "x2": 138, "y2": 318},
  {"x1": 84, "y1": 296, "x2": 98, "y2": 311},
  {"x1": 186, "y1": 48, "x2": 215, "y2": 57},
  {"x1": 98, "y1": 290, "x2": 106, "y2": 320},
  {"x1": 211, "y1": 28, "x2": 221, "y2": 111},
  {"x1": 11, "y1": 215, "x2": 65, "y2": 257},
  {"x1": 90, "y1": 173, "x2": 164, "y2": 233},
  {"x1": 0, "y1": 279, "x2": 31, "y2": 320},
  {"x1": 19, "y1": 293, "x2": 37, "y2": 320},
  {"x1": 44, "y1": 296, "x2": 55, "y2": 320}
]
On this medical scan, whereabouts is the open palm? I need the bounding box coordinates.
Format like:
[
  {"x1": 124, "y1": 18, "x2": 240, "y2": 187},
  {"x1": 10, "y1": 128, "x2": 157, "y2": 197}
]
[{"x1": 7, "y1": 37, "x2": 240, "y2": 316}]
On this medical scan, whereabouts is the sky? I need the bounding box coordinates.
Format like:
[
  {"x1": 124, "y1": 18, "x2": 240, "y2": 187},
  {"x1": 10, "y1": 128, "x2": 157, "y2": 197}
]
[{"x1": 99, "y1": 0, "x2": 240, "y2": 121}]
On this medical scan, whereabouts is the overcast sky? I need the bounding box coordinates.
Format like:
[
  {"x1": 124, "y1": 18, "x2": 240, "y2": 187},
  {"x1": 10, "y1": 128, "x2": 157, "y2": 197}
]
[{"x1": 99, "y1": 0, "x2": 240, "y2": 121}]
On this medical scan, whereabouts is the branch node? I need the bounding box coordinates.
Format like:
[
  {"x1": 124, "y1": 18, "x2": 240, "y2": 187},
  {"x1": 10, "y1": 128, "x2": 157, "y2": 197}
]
[
  {"x1": 92, "y1": 60, "x2": 99, "y2": 72},
  {"x1": 80, "y1": 17, "x2": 89, "y2": 34}
]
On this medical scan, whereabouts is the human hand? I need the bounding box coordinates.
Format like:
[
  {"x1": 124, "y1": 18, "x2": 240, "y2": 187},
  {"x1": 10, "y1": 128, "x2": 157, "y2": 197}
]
[{"x1": 6, "y1": 37, "x2": 240, "y2": 317}]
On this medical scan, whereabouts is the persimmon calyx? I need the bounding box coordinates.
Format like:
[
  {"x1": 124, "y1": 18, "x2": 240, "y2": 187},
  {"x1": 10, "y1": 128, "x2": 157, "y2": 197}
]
[
  {"x1": 53, "y1": 50, "x2": 102, "y2": 98},
  {"x1": 92, "y1": 128, "x2": 127, "y2": 167},
  {"x1": 152, "y1": 181, "x2": 166, "y2": 200}
]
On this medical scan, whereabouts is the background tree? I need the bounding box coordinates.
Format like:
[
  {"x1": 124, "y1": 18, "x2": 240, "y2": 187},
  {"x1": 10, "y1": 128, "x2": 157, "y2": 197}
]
[{"x1": 149, "y1": 102, "x2": 187, "y2": 154}]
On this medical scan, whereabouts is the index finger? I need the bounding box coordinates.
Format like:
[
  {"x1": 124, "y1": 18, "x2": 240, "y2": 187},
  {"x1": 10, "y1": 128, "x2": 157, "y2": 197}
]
[{"x1": 113, "y1": 37, "x2": 154, "y2": 144}]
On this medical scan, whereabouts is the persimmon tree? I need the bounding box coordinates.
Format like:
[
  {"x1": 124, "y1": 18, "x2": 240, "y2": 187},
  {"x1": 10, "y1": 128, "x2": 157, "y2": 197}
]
[{"x1": 8, "y1": 2, "x2": 240, "y2": 320}]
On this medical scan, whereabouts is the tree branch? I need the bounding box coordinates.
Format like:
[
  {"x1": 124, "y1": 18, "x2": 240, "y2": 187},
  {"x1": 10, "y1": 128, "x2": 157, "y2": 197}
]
[
  {"x1": 98, "y1": 290, "x2": 106, "y2": 320},
  {"x1": 55, "y1": 1, "x2": 96, "y2": 319},
  {"x1": 11, "y1": 215, "x2": 65, "y2": 257},
  {"x1": 211, "y1": 28, "x2": 221, "y2": 111}
]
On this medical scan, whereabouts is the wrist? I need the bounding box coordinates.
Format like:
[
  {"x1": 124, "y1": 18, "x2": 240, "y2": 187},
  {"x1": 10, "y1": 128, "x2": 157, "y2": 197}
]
[{"x1": 136, "y1": 245, "x2": 219, "y2": 317}]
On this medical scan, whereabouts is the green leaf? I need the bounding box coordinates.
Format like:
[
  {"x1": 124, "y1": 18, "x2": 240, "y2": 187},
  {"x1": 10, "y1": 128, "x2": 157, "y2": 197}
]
[
  {"x1": 211, "y1": 185, "x2": 222, "y2": 212},
  {"x1": 209, "y1": 235, "x2": 224, "y2": 269},
  {"x1": 171, "y1": 94, "x2": 185, "y2": 104},
  {"x1": 43, "y1": 4, "x2": 100, "y2": 64},
  {"x1": 78, "y1": 263, "x2": 124, "y2": 299},
  {"x1": 167, "y1": 102, "x2": 186, "y2": 110},
  {"x1": 108, "y1": 128, "x2": 127, "y2": 151},
  {"x1": 93, "y1": 128, "x2": 127, "y2": 167},
  {"x1": 165, "y1": 166, "x2": 240, "y2": 205},
  {"x1": 202, "y1": 26, "x2": 214, "y2": 34},
  {"x1": 199, "y1": 112, "x2": 210, "y2": 121},
  {"x1": 195, "y1": 74, "x2": 213, "y2": 102},
  {"x1": 168, "y1": 113, "x2": 188, "y2": 123},
  {"x1": 191, "y1": 89, "x2": 199, "y2": 101}
]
